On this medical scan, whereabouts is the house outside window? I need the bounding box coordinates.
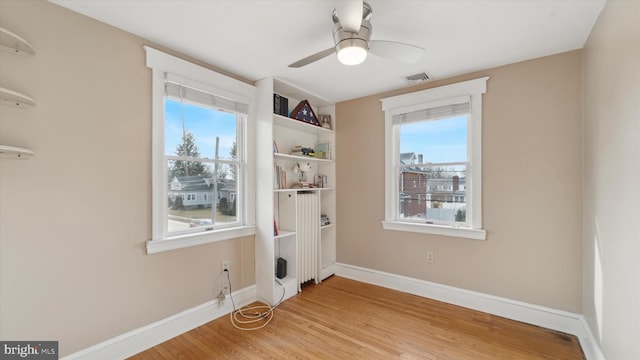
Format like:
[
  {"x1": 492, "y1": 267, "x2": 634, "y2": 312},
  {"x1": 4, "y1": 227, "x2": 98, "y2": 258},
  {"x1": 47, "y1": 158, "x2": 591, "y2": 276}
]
[
  {"x1": 145, "y1": 47, "x2": 256, "y2": 253},
  {"x1": 380, "y1": 77, "x2": 488, "y2": 240}
]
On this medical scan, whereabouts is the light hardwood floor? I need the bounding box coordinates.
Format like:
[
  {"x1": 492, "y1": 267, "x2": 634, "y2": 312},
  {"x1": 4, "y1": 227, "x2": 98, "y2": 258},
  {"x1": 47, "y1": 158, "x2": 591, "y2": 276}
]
[{"x1": 130, "y1": 276, "x2": 585, "y2": 359}]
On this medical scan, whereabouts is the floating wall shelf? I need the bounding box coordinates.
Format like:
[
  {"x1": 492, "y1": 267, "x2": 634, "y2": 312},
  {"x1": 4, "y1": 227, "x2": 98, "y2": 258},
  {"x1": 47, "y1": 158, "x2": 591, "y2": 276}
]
[
  {"x1": 0, "y1": 87, "x2": 36, "y2": 108},
  {"x1": 0, "y1": 27, "x2": 35, "y2": 55},
  {"x1": 0, "y1": 145, "x2": 35, "y2": 159},
  {"x1": 1, "y1": 27, "x2": 36, "y2": 159}
]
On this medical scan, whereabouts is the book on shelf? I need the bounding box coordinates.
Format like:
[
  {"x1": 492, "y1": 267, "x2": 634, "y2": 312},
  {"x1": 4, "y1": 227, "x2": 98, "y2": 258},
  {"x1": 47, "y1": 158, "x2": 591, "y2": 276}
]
[
  {"x1": 274, "y1": 94, "x2": 280, "y2": 115},
  {"x1": 274, "y1": 163, "x2": 287, "y2": 189},
  {"x1": 291, "y1": 182, "x2": 313, "y2": 189},
  {"x1": 274, "y1": 218, "x2": 279, "y2": 236},
  {"x1": 273, "y1": 140, "x2": 279, "y2": 153},
  {"x1": 273, "y1": 94, "x2": 288, "y2": 116},
  {"x1": 274, "y1": 163, "x2": 278, "y2": 189},
  {"x1": 300, "y1": 182, "x2": 312, "y2": 189}
]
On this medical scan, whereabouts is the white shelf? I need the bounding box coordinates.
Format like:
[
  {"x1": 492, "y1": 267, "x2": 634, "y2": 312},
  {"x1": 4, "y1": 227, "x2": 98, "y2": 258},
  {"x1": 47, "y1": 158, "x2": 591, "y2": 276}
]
[
  {"x1": 275, "y1": 187, "x2": 334, "y2": 193},
  {"x1": 275, "y1": 230, "x2": 296, "y2": 239},
  {"x1": 0, "y1": 145, "x2": 35, "y2": 159},
  {"x1": 273, "y1": 114, "x2": 333, "y2": 135},
  {"x1": 274, "y1": 152, "x2": 332, "y2": 163},
  {"x1": 274, "y1": 188, "x2": 297, "y2": 193},
  {"x1": 0, "y1": 27, "x2": 35, "y2": 55},
  {"x1": 0, "y1": 87, "x2": 36, "y2": 108},
  {"x1": 321, "y1": 223, "x2": 335, "y2": 230}
]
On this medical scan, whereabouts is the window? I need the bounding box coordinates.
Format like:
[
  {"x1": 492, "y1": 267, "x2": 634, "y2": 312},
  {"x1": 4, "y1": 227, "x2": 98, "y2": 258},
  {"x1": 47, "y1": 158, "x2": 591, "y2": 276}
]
[
  {"x1": 145, "y1": 47, "x2": 256, "y2": 253},
  {"x1": 165, "y1": 85, "x2": 240, "y2": 226},
  {"x1": 380, "y1": 77, "x2": 488, "y2": 240}
]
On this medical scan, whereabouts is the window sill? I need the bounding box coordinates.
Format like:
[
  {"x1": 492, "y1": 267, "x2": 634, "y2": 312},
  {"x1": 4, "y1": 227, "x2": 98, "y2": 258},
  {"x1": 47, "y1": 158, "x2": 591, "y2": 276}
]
[
  {"x1": 146, "y1": 225, "x2": 256, "y2": 254},
  {"x1": 381, "y1": 221, "x2": 486, "y2": 240}
]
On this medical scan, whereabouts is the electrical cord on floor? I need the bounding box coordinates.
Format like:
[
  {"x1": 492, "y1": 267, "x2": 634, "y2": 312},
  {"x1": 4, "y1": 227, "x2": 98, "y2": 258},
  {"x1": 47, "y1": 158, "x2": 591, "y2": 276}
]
[{"x1": 225, "y1": 268, "x2": 286, "y2": 331}]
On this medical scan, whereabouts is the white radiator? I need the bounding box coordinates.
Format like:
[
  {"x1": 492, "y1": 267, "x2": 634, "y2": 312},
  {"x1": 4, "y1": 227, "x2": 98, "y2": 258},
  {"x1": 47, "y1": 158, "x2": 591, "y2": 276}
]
[{"x1": 297, "y1": 192, "x2": 319, "y2": 287}]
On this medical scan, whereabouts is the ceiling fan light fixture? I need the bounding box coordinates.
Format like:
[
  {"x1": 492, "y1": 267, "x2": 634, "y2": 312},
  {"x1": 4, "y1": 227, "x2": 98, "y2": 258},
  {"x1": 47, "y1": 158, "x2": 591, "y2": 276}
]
[
  {"x1": 337, "y1": 40, "x2": 368, "y2": 65},
  {"x1": 337, "y1": 44, "x2": 367, "y2": 65}
]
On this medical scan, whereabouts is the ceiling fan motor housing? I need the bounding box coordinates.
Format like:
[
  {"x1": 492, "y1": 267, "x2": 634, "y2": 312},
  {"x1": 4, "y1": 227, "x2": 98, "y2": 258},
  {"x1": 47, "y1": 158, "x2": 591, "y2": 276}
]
[{"x1": 333, "y1": 18, "x2": 372, "y2": 53}]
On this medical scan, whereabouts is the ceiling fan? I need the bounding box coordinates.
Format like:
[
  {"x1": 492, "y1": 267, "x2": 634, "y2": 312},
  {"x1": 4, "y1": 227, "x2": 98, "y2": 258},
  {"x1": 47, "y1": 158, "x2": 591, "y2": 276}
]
[{"x1": 288, "y1": 0, "x2": 425, "y2": 68}]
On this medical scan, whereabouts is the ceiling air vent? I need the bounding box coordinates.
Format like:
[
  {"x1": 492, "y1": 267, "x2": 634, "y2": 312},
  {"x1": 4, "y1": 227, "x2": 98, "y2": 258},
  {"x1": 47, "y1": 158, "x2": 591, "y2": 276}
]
[{"x1": 405, "y1": 72, "x2": 430, "y2": 84}]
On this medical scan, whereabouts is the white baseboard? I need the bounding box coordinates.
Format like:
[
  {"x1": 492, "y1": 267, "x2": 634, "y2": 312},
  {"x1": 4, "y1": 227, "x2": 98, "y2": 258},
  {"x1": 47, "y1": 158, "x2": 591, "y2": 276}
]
[
  {"x1": 321, "y1": 262, "x2": 338, "y2": 280},
  {"x1": 335, "y1": 263, "x2": 605, "y2": 360},
  {"x1": 577, "y1": 316, "x2": 606, "y2": 360},
  {"x1": 61, "y1": 285, "x2": 256, "y2": 360}
]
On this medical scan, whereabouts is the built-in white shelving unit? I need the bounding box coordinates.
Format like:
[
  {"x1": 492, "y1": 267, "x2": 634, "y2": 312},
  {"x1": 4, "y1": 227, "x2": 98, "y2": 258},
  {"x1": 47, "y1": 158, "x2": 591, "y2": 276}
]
[
  {"x1": 256, "y1": 77, "x2": 337, "y2": 305},
  {"x1": 0, "y1": 27, "x2": 36, "y2": 159}
]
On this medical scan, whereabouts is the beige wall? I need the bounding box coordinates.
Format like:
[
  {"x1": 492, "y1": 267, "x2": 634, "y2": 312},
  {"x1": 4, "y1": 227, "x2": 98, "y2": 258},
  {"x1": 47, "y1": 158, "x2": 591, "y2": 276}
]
[
  {"x1": 0, "y1": 1, "x2": 254, "y2": 356},
  {"x1": 337, "y1": 50, "x2": 584, "y2": 313},
  {"x1": 582, "y1": 1, "x2": 640, "y2": 359}
]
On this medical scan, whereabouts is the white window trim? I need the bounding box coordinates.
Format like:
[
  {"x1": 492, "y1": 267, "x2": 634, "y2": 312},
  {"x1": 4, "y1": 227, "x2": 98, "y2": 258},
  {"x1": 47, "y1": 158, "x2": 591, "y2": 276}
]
[
  {"x1": 380, "y1": 77, "x2": 489, "y2": 240},
  {"x1": 145, "y1": 47, "x2": 256, "y2": 254}
]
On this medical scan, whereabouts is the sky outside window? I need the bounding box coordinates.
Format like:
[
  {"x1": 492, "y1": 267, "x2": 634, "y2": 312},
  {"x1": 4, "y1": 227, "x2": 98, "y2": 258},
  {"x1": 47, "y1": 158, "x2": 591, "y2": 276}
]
[
  {"x1": 165, "y1": 99, "x2": 237, "y2": 159},
  {"x1": 400, "y1": 115, "x2": 467, "y2": 163}
]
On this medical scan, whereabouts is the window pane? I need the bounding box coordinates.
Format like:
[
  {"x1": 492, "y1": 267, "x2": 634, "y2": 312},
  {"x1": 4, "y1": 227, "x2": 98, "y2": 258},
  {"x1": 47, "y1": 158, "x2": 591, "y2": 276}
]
[
  {"x1": 164, "y1": 97, "x2": 240, "y2": 234},
  {"x1": 399, "y1": 115, "x2": 467, "y2": 163},
  {"x1": 399, "y1": 165, "x2": 467, "y2": 225},
  {"x1": 214, "y1": 164, "x2": 238, "y2": 225},
  {"x1": 398, "y1": 115, "x2": 468, "y2": 225},
  {"x1": 165, "y1": 98, "x2": 238, "y2": 161},
  {"x1": 167, "y1": 160, "x2": 238, "y2": 232}
]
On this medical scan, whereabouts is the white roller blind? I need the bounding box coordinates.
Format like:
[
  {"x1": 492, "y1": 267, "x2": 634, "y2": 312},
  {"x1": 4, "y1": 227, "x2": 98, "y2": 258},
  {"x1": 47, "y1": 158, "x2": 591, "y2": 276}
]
[
  {"x1": 392, "y1": 95, "x2": 470, "y2": 124},
  {"x1": 165, "y1": 81, "x2": 249, "y2": 114}
]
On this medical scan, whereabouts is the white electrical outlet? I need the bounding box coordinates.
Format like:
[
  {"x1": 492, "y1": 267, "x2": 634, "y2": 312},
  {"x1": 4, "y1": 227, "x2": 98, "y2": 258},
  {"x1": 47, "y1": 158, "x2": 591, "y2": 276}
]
[
  {"x1": 222, "y1": 260, "x2": 230, "y2": 272},
  {"x1": 426, "y1": 251, "x2": 434, "y2": 263}
]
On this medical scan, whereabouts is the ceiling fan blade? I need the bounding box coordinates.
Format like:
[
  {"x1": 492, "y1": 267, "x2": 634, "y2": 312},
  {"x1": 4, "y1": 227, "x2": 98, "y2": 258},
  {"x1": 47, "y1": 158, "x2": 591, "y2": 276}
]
[
  {"x1": 369, "y1": 40, "x2": 425, "y2": 63},
  {"x1": 335, "y1": 0, "x2": 363, "y2": 33},
  {"x1": 288, "y1": 47, "x2": 336, "y2": 68}
]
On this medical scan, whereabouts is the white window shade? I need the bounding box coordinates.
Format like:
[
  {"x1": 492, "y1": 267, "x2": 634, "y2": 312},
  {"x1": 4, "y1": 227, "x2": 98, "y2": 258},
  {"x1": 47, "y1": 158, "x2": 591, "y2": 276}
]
[
  {"x1": 392, "y1": 95, "x2": 470, "y2": 125},
  {"x1": 165, "y1": 81, "x2": 249, "y2": 114}
]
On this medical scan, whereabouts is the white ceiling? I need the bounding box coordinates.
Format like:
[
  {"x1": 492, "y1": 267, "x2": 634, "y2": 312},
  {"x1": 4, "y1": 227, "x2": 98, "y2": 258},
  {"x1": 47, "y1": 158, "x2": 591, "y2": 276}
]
[{"x1": 50, "y1": 0, "x2": 605, "y2": 103}]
